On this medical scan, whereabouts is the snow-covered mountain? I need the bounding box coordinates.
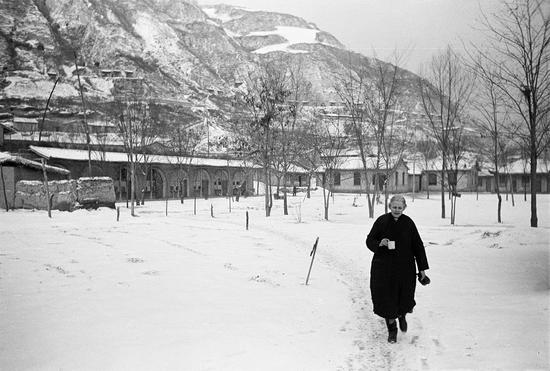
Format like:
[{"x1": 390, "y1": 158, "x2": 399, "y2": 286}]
[{"x1": 0, "y1": 0, "x2": 422, "y2": 134}]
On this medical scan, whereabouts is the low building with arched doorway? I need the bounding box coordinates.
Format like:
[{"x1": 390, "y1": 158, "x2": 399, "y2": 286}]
[{"x1": 28, "y1": 145, "x2": 260, "y2": 201}]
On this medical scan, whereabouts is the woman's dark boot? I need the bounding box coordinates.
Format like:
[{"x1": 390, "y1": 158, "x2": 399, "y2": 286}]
[
  {"x1": 385, "y1": 319, "x2": 397, "y2": 343},
  {"x1": 398, "y1": 314, "x2": 408, "y2": 332}
]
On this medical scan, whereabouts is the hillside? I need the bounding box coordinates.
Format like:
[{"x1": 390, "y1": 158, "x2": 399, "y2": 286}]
[{"x1": 0, "y1": 0, "x2": 425, "y2": 144}]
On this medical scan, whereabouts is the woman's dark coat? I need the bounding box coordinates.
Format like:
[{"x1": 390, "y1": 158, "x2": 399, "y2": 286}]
[{"x1": 366, "y1": 213, "x2": 429, "y2": 319}]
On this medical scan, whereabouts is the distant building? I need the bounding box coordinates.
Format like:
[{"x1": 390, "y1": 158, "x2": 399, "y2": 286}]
[
  {"x1": 27, "y1": 145, "x2": 259, "y2": 201},
  {"x1": 0, "y1": 152, "x2": 70, "y2": 209},
  {"x1": 477, "y1": 159, "x2": 550, "y2": 194},
  {"x1": 320, "y1": 155, "x2": 410, "y2": 194}
]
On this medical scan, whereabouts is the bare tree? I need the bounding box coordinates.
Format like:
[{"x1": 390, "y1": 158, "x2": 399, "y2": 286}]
[
  {"x1": 110, "y1": 97, "x2": 160, "y2": 216},
  {"x1": 365, "y1": 52, "x2": 408, "y2": 213},
  {"x1": 379, "y1": 107, "x2": 413, "y2": 212},
  {"x1": 239, "y1": 58, "x2": 292, "y2": 217},
  {"x1": 300, "y1": 112, "x2": 324, "y2": 199},
  {"x1": 303, "y1": 117, "x2": 349, "y2": 220},
  {"x1": 415, "y1": 137, "x2": 438, "y2": 199},
  {"x1": 472, "y1": 0, "x2": 550, "y2": 227},
  {"x1": 446, "y1": 124, "x2": 469, "y2": 225},
  {"x1": 272, "y1": 58, "x2": 312, "y2": 215},
  {"x1": 334, "y1": 53, "x2": 376, "y2": 217},
  {"x1": 166, "y1": 119, "x2": 203, "y2": 203},
  {"x1": 417, "y1": 46, "x2": 475, "y2": 219},
  {"x1": 471, "y1": 65, "x2": 514, "y2": 222},
  {"x1": 73, "y1": 52, "x2": 92, "y2": 177},
  {"x1": 335, "y1": 50, "x2": 408, "y2": 217}
]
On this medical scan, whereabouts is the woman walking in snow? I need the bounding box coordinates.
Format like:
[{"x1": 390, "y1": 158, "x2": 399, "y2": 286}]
[{"x1": 366, "y1": 195, "x2": 430, "y2": 343}]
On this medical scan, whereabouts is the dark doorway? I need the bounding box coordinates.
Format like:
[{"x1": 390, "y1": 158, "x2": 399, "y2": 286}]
[
  {"x1": 147, "y1": 168, "x2": 164, "y2": 199},
  {"x1": 202, "y1": 179, "x2": 209, "y2": 198},
  {"x1": 221, "y1": 180, "x2": 228, "y2": 196},
  {"x1": 181, "y1": 179, "x2": 188, "y2": 198}
]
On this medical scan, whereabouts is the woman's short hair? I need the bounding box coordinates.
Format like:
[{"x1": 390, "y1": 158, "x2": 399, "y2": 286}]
[{"x1": 389, "y1": 194, "x2": 407, "y2": 207}]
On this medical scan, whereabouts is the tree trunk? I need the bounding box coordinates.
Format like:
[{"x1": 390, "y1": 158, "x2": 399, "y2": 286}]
[
  {"x1": 39, "y1": 78, "x2": 59, "y2": 141},
  {"x1": 323, "y1": 188, "x2": 330, "y2": 221},
  {"x1": 367, "y1": 193, "x2": 374, "y2": 218},
  {"x1": 118, "y1": 167, "x2": 122, "y2": 201},
  {"x1": 530, "y1": 153, "x2": 537, "y2": 227},
  {"x1": 307, "y1": 173, "x2": 311, "y2": 199},
  {"x1": 449, "y1": 184, "x2": 456, "y2": 225},
  {"x1": 130, "y1": 161, "x2": 135, "y2": 216},
  {"x1": 497, "y1": 193, "x2": 502, "y2": 224},
  {"x1": 505, "y1": 174, "x2": 509, "y2": 201},
  {"x1": 384, "y1": 173, "x2": 389, "y2": 214},
  {"x1": 74, "y1": 53, "x2": 92, "y2": 177},
  {"x1": 264, "y1": 167, "x2": 272, "y2": 217},
  {"x1": 511, "y1": 187, "x2": 515, "y2": 207},
  {"x1": 452, "y1": 196, "x2": 456, "y2": 224},
  {"x1": 426, "y1": 174, "x2": 430, "y2": 199},
  {"x1": 521, "y1": 173, "x2": 527, "y2": 201},
  {"x1": 509, "y1": 173, "x2": 515, "y2": 207},
  {"x1": 41, "y1": 159, "x2": 51, "y2": 218},
  {"x1": 494, "y1": 171, "x2": 502, "y2": 224},
  {"x1": 440, "y1": 157, "x2": 446, "y2": 219},
  {"x1": 0, "y1": 165, "x2": 9, "y2": 211}
]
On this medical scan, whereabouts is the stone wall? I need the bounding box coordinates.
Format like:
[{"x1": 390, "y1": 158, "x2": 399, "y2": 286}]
[
  {"x1": 76, "y1": 177, "x2": 116, "y2": 208},
  {"x1": 14, "y1": 177, "x2": 116, "y2": 211}
]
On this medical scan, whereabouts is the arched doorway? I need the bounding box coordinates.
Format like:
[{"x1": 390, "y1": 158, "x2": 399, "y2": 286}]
[
  {"x1": 173, "y1": 169, "x2": 189, "y2": 199},
  {"x1": 232, "y1": 170, "x2": 247, "y2": 196},
  {"x1": 117, "y1": 166, "x2": 129, "y2": 201},
  {"x1": 193, "y1": 169, "x2": 210, "y2": 199},
  {"x1": 213, "y1": 170, "x2": 229, "y2": 196},
  {"x1": 146, "y1": 167, "x2": 165, "y2": 199}
]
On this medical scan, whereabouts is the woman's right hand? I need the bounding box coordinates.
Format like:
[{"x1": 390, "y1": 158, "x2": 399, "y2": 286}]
[{"x1": 379, "y1": 238, "x2": 389, "y2": 247}]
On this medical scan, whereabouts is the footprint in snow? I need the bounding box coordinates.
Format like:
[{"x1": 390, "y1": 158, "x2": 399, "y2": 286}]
[{"x1": 142, "y1": 270, "x2": 160, "y2": 276}]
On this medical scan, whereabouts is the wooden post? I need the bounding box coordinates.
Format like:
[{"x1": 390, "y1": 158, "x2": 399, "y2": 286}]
[
  {"x1": 246, "y1": 211, "x2": 249, "y2": 230},
  {"x1": 194, "y1": 195, "x2": 197, "y2": 215},
  {"x1": 118, "y1": 168, "x2": 122, "y2": 201},
  {"x1": 0, "y1": 165, "x2": 9, "y2": 212},
  {"x1": 305, "y1": 237, "x2": 319, "y2": 285},
  {"x1": 166, "y1": 198, "x2": 168, "y2": 216},
  {"x1": 210, "y1": 204, "x2": 214, "y2": 218},
  {"x1": 41, "y1": 159, "x2": 51, "y2": 218},
  {"x1": 39, "y1": 77, "x2": 59, "y2": 141},
  {"x1": 117, "y1": 206, "x2": 120, "y2": 222},
  {"x1": 228, "y1": 193, "x2": 231, "y2": 213}
]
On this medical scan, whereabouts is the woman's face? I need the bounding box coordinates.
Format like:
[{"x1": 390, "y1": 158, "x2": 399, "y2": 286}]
[{"x1": 390, "y1": 201, "x2": 406, "y2": 218}]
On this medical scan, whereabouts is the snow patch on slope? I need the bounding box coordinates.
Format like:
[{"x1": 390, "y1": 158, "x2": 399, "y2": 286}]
[
  {"x1": 132, "y1": 12, "x2": 195, "y2": 81},
  {"x1": 3, "y1": 76, "x2": 78, "y2": 99},
  {"x1": 134, "y1": 13, "x2": 180, "y2": 59},
  {"x1": 248, "y1": 26, "x2": 324, "y2": 54},
  {"x1": 202, "y1": 6, "x2": 243, "y2": 23}
]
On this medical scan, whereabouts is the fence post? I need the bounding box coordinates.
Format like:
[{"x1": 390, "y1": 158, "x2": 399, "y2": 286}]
[
  {"x1": 117, "y1": 206, "x2": 120, "y2": 222},
  {"x1": 246, "y1": 211, "x2": 249, "y2": 230},
  {"x1": 305, "y1": 237, "x2": 319, "y2": 285}
]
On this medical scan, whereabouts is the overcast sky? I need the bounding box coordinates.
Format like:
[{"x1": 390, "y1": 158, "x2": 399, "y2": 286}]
[{"x1": 198, "y1": 0, "x2": 502, "y2": 72}]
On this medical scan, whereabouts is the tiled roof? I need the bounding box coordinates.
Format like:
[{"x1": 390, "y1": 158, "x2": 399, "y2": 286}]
[
  {"x1": 0, "y1": 152, "x2": 70, "y2": 174},
  {"x1": 29, "y1": 146, "x2": 260, "y2": 169}
]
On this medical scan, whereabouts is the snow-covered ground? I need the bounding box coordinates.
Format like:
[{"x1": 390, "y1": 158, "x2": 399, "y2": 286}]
[{"x1": 1, "y1": 192, "x2": 548, "y2": 370}]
